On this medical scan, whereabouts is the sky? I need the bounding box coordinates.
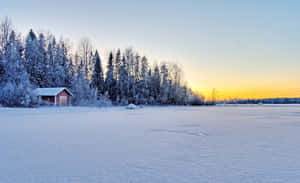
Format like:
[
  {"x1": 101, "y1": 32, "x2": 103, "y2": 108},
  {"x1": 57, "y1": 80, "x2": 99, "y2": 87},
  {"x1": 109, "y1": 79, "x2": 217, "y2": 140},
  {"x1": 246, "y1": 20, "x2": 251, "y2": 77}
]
[{"x1": 1, "y1": 0, "x2": 300, "y2": 99}]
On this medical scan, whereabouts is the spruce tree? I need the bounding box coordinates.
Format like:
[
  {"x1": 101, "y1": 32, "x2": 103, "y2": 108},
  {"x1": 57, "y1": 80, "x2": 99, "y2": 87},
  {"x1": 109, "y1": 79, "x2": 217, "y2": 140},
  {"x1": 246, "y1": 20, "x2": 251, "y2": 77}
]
[
  {"x1": 0, "y1": 49, "x2": 3, "y2": 80},
  {"x1": 25, "y1": 29, "x2": 39, "y2": 86},
  {"x1": 114, "y1": 49, "x2": 121, "y2": 103},
  {"x1": 36, "y1": 33, "x2": 47, "y2": 87},
  {"x1": 119, "y1": 55, "x2": 129, "y2": 105},
  {"x1": 45, "y1": 38, "x2": 54, "y2": 87},
  {"x1": 139, "y1": 56, "x2": 149, "y2": 104},
  {"x1": 71, "y1": 59, "x2": 97, "y2": 105},
  {"x1": 160, "y1": 63, "x2": 169, "y2": 104},
  {"x1": 152, "y1": 65, "x2": 161, "y2": 103},
  {"x1": 0, "y1": 31, "x2": 34, "y2": 107},
  {"x1": 105, "y1": 52, "x2": 116, "y2": 102},
  {"x1": 91, "y1": 50, "x2": 104, "y2": 96}
]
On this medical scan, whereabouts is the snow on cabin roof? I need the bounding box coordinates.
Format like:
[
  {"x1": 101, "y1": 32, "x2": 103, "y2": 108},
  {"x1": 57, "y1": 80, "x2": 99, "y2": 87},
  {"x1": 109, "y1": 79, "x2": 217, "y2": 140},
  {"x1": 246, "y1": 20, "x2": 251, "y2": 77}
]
[{"x1": 34, "y1": 88, "x2": 73, "y2": 96}]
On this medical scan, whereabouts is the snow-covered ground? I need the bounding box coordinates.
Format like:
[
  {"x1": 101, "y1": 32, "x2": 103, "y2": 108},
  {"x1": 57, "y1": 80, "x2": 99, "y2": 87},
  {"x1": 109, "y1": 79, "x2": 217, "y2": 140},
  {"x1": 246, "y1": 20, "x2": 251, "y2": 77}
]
[{"x1": 0, "y1": 105, "x2": 300, "y2": 183}]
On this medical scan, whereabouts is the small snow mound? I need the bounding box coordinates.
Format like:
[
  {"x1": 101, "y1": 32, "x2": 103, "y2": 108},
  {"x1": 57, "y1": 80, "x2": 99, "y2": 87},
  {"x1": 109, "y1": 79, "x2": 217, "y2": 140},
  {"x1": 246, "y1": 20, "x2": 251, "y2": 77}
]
[{"x1": 126, "y1": 103, "x2": 137, "y2": 110}]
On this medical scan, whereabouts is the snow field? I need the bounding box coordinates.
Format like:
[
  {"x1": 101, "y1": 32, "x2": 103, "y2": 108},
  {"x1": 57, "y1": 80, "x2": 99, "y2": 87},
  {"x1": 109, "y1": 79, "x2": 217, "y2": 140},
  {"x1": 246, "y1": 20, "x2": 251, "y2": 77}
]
[{"x1": 0, "y1": 105, "x2": 300, "y2": 183}]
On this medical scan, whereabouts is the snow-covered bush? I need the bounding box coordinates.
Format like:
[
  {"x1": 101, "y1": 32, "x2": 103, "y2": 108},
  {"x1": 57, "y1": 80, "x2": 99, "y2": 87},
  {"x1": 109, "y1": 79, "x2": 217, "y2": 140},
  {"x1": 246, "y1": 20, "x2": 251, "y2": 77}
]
[
  {"x1": 188, "y1": 93, "x2": 205, "y2": 106},
  {"x1": 97, "y1": 93, "x2": 112, "y2": 106},
  {"x1": 0, "y1": 82, "x2": 37, "y2": 107},
  {"x1": 126, "y1": 103, "x2": 137, "y2": 110},
  {"x1": 71, "y1": 80, "x2": 112, "y2": 107}
]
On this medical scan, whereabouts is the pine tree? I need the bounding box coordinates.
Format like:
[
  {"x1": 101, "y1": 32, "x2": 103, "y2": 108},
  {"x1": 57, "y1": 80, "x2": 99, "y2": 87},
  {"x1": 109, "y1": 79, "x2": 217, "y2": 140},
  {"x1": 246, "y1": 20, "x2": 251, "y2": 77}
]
[
  {"x1": 25, "y1": 29, "x2": 40, "y2": 86},
  {"x1": 71, "y1": 59, "x2": 97, "y2": 105},
  {"x1": 139, "y1": 56, "x2": 149, "y2": 104},
  {"x1": 52, "y1": 44, "x2": 65, "y2": 87},
  {"x1": 36, "y1": 33, "x2": 47, "y2": 87},
  {"x1": 105, "y1": 52, "x2": 116, "y2": 102},
  {"x1": 0, "y1": 49, "x2": 3, "y2": 80},
  {"x1": 0, "y1": 31, "x2": 34, "y2": 107},
  {"x1": 133, "y1": 54, "x2": 140, "y2": 104},
  {"x1": 45, "y1": 37, "x2": 56, "y2": 87},
  {"x1": 119, "y1": 55, "x2": 129, "y2": 105},
  {"x1": 147, "y1": 68, "x2": 154, "y2": 104},
  {"x1": 160, "y1": 63, "x2": 169, "y2": 104},
  {"x1": 91, "y1": 50, "x2": 104, "y2": 96},
  {"x1": 125, "y1": 49, "x2": 136, "y2": 104},
  {"x1": 57, "y1": 40, "x2": 73, "y2": 87},
  {"x1": 114, "y1": 49, "x2": 121, "y2": 103},
  {"x1": 152, "y1": 64, "x2": 161, "y2": 103},
  {"x1": 60, "y1": 41, "x2": 73, "y2": 88}
]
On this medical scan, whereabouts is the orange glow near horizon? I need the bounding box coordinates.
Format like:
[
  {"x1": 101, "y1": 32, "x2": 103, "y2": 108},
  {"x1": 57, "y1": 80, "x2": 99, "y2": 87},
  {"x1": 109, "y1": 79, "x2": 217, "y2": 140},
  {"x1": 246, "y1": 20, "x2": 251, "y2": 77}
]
[
  {"x1": 185, "y1": 62, "x2": 300, "y2": 100},
  {"x1": 189, "y1": 79, "x2": 300, "y2": 100},
  {"x1": 192, "y1": 86, "x2": 300, "y2": 100}
]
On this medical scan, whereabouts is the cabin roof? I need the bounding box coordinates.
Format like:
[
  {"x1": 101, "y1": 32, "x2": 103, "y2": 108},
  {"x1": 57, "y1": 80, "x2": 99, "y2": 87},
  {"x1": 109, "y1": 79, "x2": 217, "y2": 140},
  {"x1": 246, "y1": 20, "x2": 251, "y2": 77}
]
[{"x1": 34, "y1": 87, "x2": 73, "y2": 96}]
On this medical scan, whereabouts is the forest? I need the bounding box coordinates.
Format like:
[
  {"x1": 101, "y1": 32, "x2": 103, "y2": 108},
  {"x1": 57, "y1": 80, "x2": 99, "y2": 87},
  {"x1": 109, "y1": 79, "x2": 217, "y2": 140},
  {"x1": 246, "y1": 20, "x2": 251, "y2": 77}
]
[{"x1": 0, "y1": 17, "x2": 203, "y2": 107}]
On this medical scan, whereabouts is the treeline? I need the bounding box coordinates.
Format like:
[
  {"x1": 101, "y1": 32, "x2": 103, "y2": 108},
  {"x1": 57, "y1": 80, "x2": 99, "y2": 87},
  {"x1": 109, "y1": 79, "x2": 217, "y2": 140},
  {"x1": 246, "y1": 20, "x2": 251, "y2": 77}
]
[
  {"x1": 225, "y1": 98, "x2": 300, "y2": 104},
  {"x1": 0, "y1": 17, "x2": 202, "y2": 107}
]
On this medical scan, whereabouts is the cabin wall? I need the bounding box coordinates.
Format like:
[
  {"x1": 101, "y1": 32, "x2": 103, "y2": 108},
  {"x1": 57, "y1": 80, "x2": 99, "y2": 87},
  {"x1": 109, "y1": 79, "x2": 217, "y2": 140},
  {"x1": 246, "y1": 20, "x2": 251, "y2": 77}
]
[
  {"x1": 56, "y1": 90, "x2": 71, "y2": 106},
  {"x1": 41, "y1": 96, "x2": 55, "y2": 105}
]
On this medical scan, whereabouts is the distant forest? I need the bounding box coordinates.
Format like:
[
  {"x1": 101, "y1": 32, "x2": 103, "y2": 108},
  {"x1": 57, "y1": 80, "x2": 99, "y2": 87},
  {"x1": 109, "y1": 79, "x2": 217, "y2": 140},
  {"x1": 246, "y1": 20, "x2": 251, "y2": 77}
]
[
  {"x1": 223, "y1": 98, "x2": 300, "y2": 104},
  {"x1": 0, "y1": 17, "x2": 203, "y2": 107}
]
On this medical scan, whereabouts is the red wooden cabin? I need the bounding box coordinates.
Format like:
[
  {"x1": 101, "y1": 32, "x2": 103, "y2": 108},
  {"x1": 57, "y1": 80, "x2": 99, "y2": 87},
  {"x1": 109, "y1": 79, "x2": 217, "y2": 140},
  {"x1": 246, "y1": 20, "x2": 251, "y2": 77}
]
[{"x1": 34, "y1": 88, "x2": 73, "y2": 106}]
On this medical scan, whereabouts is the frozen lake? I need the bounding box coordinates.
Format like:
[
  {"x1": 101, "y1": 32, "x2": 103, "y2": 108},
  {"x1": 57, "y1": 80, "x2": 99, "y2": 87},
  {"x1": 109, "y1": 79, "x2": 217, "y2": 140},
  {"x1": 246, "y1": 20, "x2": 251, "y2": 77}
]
[{"x1": 0, "y1": 105, "x2": 300, "y2": 183}]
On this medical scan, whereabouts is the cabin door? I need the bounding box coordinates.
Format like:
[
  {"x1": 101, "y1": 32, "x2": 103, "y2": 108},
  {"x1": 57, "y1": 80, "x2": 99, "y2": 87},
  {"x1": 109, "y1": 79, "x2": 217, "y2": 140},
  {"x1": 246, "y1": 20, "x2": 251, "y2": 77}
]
[{"x1": 59, "y1": 96, "x2": 67, "y2": 106}]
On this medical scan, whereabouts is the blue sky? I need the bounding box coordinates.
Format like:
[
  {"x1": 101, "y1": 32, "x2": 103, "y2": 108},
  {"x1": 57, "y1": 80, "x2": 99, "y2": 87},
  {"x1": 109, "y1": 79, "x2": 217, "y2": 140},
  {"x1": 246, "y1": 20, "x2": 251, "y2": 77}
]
[{"x1": 1, "y1": 0, "x2": 300, "y2": 98}]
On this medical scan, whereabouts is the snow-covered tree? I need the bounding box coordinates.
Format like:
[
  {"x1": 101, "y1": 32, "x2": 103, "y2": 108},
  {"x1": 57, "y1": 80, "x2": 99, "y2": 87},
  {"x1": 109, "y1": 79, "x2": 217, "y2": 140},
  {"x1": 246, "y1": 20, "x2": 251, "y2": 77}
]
[
  {"x1": 114, "y1": 49, "x2": 122, "y2": 103},
  {"x1": 160, "y1": 63, "x2": 169, "y2": 104},
  {"x1": 53, "y1": 40, "x2": 73, "y2": 87},
  {"x1": 147, "y1": 68, "x2": 154, "y2": 104},
  {"x1": 36, "y1": 33, "x2": 48, "y2": 87},
  {"x1": 25, "y1": 29, "x2": 40, "y2": 86},
  {"x1": 91, "y1": 50, "x2": 104, "y2": 96},
  {"x1": 0, "y1": 49, "x2": 3, "y2": 80},
  {"x1": 0, "y1": 17, "x2": 12, "y2": 51},
  {"x1": 139, "y1": 56, "x2": 149, "y2": 104},
  {"x1": 0, "y1": 17, "x2": 201, "y2": 107},
  {"x1": 0, "y1": 31, "x2": 35, "y2": 107},
  {"x1": 119, "y1": 55, "x2": 129, "y2": 105},
  {"x1": 45, "y1": 37, "x2": 56, "y2": 87},
  {"x1": 71, "y1": 59, "x2": 97, "y2": 105},
  {"x1": 61, "y1": 41, "x2": 74, "y2": 88},
  {"x1": 105, "y1": 52, "x2": 117, "y2": 102},
  {"x1": 78, "y1": 38, "x2": 93, "y2": 79},
  {"x1": 151, "y1": 64, "x2": 161, "y2": 103}
]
